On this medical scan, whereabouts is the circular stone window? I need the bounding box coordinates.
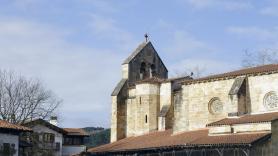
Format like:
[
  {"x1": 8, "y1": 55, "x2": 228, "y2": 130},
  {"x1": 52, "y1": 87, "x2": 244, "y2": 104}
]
[
  {"x1": 209, "y1": 98, "x2": 223, "y2": 114},
  {"x1": 264, "y1": 91, "x2": 278, "y2": 111}
]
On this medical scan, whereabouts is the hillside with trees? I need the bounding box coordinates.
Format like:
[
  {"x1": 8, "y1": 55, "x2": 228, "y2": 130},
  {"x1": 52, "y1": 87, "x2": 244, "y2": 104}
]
[{"x1": 83, "y1": 127, "x2": 110, "y2": 148}]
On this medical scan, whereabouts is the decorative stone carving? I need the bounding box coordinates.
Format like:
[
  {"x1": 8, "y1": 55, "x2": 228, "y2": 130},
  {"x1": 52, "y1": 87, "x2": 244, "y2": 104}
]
[
  {"x1": 209, "y1": 98, "x2": 223, "y2": 114},
  {"x1": 264, "y1": 91, "x2": 278, "y2": 110}
]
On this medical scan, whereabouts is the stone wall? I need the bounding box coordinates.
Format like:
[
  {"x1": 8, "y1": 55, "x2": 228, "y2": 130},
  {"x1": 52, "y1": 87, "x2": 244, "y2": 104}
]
[
  {"x1": 126, "y1": 97, "x2": 136, "y2": 137},
  {"x1": 158, "y1": 82, "x2": 172, "y2": 130},
  {"x1": 121, "y1": 64, "x2": 129, "y2": 79},
  {"x1": 125, "y1": 83, "x2": 160, "y2": 136},
  {"x1": 173, "y1": 73, "x2": 278, "y2": 134},
  {"x1": 174, "y1": 79, "x2": 234, "y2": 133},
  {"x1": 110, "y1": 96, "x2": 118, "y2": 142},
  {"x1": 233, "y1": 122, "x2": 271, "y2": 133},
  {"x1": 248, "y1": 73, "x2": 278, "y2": 113},
  {"x1": 209, "y1": 123, "x2": 271, "y2": 134},
  {"x1": 110, "y1": 82, "x2": 128, "y2": 142}
]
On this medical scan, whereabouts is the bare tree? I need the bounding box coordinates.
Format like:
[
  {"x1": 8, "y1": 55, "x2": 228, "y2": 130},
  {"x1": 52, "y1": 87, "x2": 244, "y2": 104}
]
[
  {"x1": 242, "y1": 49, "x2": 278, "y2": 67},
  {"x1": 0, "y1": 70, "x2": 62, "y2": 124}
]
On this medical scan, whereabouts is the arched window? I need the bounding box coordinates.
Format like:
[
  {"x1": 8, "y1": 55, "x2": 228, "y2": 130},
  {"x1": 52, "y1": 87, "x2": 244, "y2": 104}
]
[
  {"x1": 145, "y1": 115, "x2": 148, "y2": 123},
  {"x1": 264, "y1": 91, "x2": 278, "y2": 111},
  {"x1": 208, "y1": 97, "x2": 223, "y2": 115},
  {"x1": 140, "y1": 62, "x2": 146, "y2": 79}
]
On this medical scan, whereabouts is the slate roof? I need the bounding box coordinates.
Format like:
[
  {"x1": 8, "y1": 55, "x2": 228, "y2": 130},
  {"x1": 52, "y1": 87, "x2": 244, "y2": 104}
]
[
  {"x1": 122, "y1": 41, "x2": 150, "y2": 64},
  {"x1": 182, "y1": 64, "x2": 278, "y2": 85},
  {"x1": 63, "y1": 128, "x2": 89, "y2": 136},
  {"x1": 111, "y1": 79, "x2": 127, "y2": 96},
  {"x1": 23, "y1": 119, "x2": 67, "y2": 134},
  {"x1": 229, "y1": 76, "x2": 246, "y2": 95},
  {"x1": 159, "y1": 105, "x2": 170, "y2": 117},
  {"x1": 88, "y1": 129, "x2": 270, "y2": 154},
  {"x1": 0, "y1": 120, "x2": 32, "y2": 132},
  {"x1": 207, "y1": 112, "x2": 278, "y2": 127}
]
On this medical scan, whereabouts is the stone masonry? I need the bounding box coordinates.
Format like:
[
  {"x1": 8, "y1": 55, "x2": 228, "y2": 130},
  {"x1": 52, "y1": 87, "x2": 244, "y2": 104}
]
[{"x1": 110, "y1": 40, "x2": 278, "y2": 145}]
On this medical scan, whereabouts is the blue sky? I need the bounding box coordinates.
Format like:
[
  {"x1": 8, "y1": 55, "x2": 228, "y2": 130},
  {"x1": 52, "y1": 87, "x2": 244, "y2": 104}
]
[{"x1": 0, "y1": 0, "x2": 278, "y2": 128}]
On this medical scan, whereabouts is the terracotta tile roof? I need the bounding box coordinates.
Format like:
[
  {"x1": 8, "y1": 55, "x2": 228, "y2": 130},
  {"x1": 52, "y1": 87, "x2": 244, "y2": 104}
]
[
  {"x1": 0, "y1": 120, "x2": 32, "y2": 132},
  {"x1": 63, "y1": 128, "x2": 89, "y2": 136},
  {"x1": 189, "y1": 132, "x2": 270, "y2": 146},
  {"x1": 88, "y1": 129, "x2": 270, "y2": 154},
  {"x1": 182, "y1": 64, "x2": 278, "y2": 85},
  {"x1": 207, "y1": 112, "x2": 278, "y2": 127}
]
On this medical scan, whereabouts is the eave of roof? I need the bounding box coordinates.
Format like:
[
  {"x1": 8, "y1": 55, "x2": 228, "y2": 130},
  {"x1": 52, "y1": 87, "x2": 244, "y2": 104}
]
[
  {"x1": 111, "y1": 79, "x2": 127, "y2": 96},
  {"x1": 23, "y1": 119, "x2": 67, "y2": 134},
  {"x1": 182, "y1": 64, "x2": 278, "y2": 85},
  {"x1": 63, "y1": 128, "x2": 89, "y2": 136},
  {"x1": 0, "y1": 120, "x2": 32, "y2": 132},
  {"x1": 135, "y1": 77, "x2": 165, "y2": 85},
  {"x1": 88, "y1": 129, "x2": 270, "y2": 154},
  {"x1": 122, "y1": 41, "x2": 149, "y2": 64},
  {"x1": 207, "y1": 111, "x2": 278, "y2": 127}
]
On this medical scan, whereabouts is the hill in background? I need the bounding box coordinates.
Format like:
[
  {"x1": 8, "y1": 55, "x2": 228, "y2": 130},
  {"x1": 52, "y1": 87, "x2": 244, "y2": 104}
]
[{"x1": 83, "y1": 127, "x2": 110, "y2": 148}]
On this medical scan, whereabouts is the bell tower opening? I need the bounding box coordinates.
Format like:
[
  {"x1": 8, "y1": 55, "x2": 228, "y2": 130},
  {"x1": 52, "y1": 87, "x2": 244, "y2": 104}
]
[
  {"x1": 150, "y1": 64, "x2": 156, "y2": 77},
  {"x1": 140, "y1": 62, "x2": 146, "y2": 79}
]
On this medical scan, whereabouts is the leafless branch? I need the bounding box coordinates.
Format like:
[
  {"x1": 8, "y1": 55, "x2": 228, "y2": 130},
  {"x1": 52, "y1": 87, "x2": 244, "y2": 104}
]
[
  {"x1": 0, "y1": 70, "x2": 61, "y2": 124},
  {"x1": 242, "y1": 49, "x2": 278, "y2": 67}
]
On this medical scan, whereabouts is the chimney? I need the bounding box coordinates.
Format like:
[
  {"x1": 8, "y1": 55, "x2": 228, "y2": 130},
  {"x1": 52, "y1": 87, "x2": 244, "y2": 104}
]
[{"x1": 49, "y1": 116, "x2": 58, "y2": 126}]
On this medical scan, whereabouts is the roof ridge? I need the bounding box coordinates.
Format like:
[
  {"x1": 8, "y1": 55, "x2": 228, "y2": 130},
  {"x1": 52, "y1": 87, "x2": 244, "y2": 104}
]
[{"x1": 183, "y1": 64, "x2": 278, "y2": 85}]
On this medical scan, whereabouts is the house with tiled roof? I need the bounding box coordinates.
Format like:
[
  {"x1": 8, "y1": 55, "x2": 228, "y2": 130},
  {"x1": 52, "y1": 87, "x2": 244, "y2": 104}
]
[
  {"x1": 22, "y1": 118, "x2": 67, "y2": 156},
  {"x1": 85, "y1": 40, "x2": 278, "y2": 156},
  {"x1": 0, "y1": 120, "x2": 32, "y2": 156},
  {"x1": 19, "y1": 117, "x2": 89, "y2": 156},
  {"x1": 62, "y1": 128, "x2": 89, "y2": 156}
]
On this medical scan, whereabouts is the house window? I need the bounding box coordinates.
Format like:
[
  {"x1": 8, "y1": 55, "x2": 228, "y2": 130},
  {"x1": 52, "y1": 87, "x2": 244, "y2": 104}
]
[
  {"x1": 43, "y1": 133, "x2": 55, "y2": 143},
  {"x1": 55, "y1": 142, "x2": 60, "y2": 151},
  {"x1": 145, "y1": 115, "x2": 148, "y2": 123},
  {"x1": 2, "y1": 143, "x2": 15, "y2": 156},
  {"x1": 63, "y1": 137, "x2": 83, "y2": 145}
]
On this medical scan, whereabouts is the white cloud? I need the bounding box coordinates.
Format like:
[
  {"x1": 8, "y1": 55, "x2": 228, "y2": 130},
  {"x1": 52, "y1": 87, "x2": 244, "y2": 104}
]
[
  {"x1": 180, "y1": 0, "x2": 253, "y2": 11},
  {"x1": 259, "y1": 0, "x2": 278, "y2": 16},
  {"x1": 162, "y1": 29, "x2": 217, "y2": 60},
  {"x1": 89, "y1": 13, "x2": 138, "y2": 51},
  {"x1": 0, "y1": 17, "x2": 126, "y2": 128},
  {"x1": 227, "y1": 26, "x2": 278, "y2": 41},
  {"x1": 260, "y1": 6, "x2": 278, "y2": 16}
]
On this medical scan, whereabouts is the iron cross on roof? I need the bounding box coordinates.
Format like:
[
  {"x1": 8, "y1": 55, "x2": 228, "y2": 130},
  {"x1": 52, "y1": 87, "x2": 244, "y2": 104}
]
[{"x1": 144, "y1": 33, "x2": 149, "y2": 42}]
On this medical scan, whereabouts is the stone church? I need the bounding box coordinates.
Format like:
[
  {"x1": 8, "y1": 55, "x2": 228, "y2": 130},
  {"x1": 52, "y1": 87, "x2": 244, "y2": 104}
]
[{"x1": 87, "y1": 40, "x2": 278, "y2": 156}]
